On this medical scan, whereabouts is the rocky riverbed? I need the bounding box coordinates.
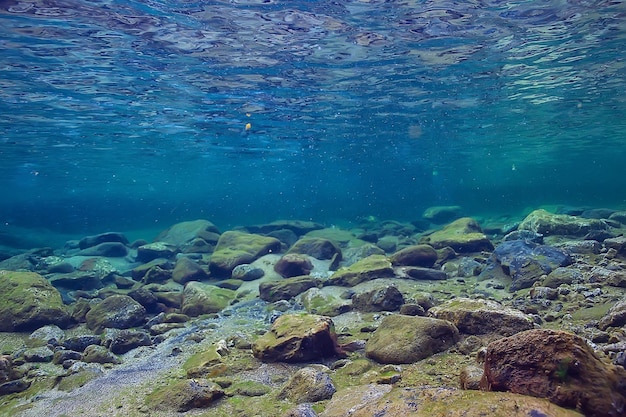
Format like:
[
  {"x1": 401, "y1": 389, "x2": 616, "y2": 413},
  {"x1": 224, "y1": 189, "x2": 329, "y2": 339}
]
[{"x1": 1, "y1": 205, "x2": 626, "y2": 416}]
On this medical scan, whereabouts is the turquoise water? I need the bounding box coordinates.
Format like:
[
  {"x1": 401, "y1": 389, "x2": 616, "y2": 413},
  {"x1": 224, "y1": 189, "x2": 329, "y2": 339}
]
[{"x1": 1, "y1": 0, "x2": 626, "y2": 233}]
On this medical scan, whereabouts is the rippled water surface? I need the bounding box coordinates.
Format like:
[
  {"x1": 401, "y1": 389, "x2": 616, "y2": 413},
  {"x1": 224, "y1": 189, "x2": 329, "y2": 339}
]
[{"x1": 1, "y1": 0, "x2": 625, "y2": 231}]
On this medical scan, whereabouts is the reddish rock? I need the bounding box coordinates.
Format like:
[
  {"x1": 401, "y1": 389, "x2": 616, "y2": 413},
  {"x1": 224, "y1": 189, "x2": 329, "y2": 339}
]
[{"x1": 481, "y1": 329, "x2": 626, "y2": 417}]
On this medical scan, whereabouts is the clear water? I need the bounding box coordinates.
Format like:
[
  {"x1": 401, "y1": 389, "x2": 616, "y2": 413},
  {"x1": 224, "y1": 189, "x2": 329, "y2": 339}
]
[{"x1": 1, "y1": 0, "x2": 626, "y2": 233}]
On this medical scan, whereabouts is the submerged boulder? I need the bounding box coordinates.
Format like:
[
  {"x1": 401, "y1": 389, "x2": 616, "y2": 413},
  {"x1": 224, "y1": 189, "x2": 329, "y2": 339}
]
[
  {"x1": 518, "y1": 209, "x2": 607, "y2": 237},
  {"x1": 287, "y1": 237, "x2": 342, "y2": 260},
  {"x1": 389, "y1": 244, "x2": 437, "y2": 268},
  {"x1": 420, "y1": 217, "x2": 493, "y2": 253},
  {"x1": 365, "y1": 314, "x2": 459, "y2": 364},
  {"x1": 147, "y1": 379, "x2": 224, "y2": 412},
  {"x1": 181, "y1": 282, "x2": 236, "y2": 316},
  {"x1": 422, "y1": 205, "x2": 464, "y2": 224},
  {"x1": 327, "y1": 254, "x2": 394, "y2": 287},
  {"x1": 274, "y1": 253, "x2": 314, "y2": 278},
  {"x1": 481, "y1": 329, "x2": 626, "y2": 417},
  {"x1": 252, "y1": 313, "x2": 341, "y2": 363},
  {"x1": 85, "y1": 294, "x2": 146, "y2": 333},
  {"x1": 209, "y1": 231, "x2": 281, "y2": 276},
  {"x1": 0, "y1": 271, "x2": 70, "y2": 331},
  {"x1": 278, "y1": 367, "x2": 336, "y2": 403},
  {"x1": 155, "y1": 219, "x2": 221, "y2": 251},
  {"x1": 259, "y1": 276, "x2": 321, "y2": 302}
]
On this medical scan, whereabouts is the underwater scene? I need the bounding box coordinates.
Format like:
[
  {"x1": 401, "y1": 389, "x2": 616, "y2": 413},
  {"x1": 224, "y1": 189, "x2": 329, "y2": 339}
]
[{"x1": 1, "y1": 0, "x2": 626, "y2": 415}]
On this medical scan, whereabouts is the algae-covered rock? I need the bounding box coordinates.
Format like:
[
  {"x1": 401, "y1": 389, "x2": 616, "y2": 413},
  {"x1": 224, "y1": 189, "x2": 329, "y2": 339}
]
[
  {"x1": 287, "y1": 237, "x2": 342, "y2": 260},
  {"x1": 85, "y1": 294, "x2": 146, "y2": 333},
  {"x1": 365, "y1": 314, "x2": 459, "y2": 364},
  {"x1": 420, "y1": 217, "x2": 493, "y2": 253},
  {"x1": 172, "y1": 256, "x2": 210, "y2": 284},
  {"x1": 259, "y1": 276, "x2": 321, "y2": 302},
  {"x1": 83, "y1": 345, "x2": 121, "y2": 364},
  {"x1": 319, "y1": 385, "x2": 583, "y2": 417},
  {"x1": 299, "y1": 287, "x2": 351, "y2": 316},
  {"x1": 428, "y1": 298, "x2": 534, "y2": 336},
  {"x1": 389, "y1": 244, "x2": 437, "y2": 267},
  {"x1": 209, "y1": 231, "x2": 281, "y2": 276},
  {"x1": 518, "y1": 209, "x2": 607, "y2": 237},
  {"x1": 155, "y1": 219, "x2": 221, "y2": 248},
  {"x1": 327, "y1": 254, "x2": 394, "y2": 287},
  {"x1": 481, "y1": 329, "x2": 626, "y2": 417},
  {"x1": 147, "y1": 378, "x2": 225, "y2": 412},
  {"x1": 181, "y1": 282, "x2": 236, "y2": 316},
  {"x1": 246, "y1": 219, "x2": 324, "y2": 235},
  {"x1": 422, "y1": 205, "x2": 464, "y2": 224},
  {"x1": 136, "y1": 242, "x2": 179, "y2": 262},
  {"x1": 352, "y1": 286, "x2": 404, "y2": 312},
  {"x1": 0, "y1": 271, "x2": 71, "y2": 331},
  {"x1": 278, "y1": 366, "x2": 336, "y2": 403},
  {"x1": 252, "y1": 313, "x2": 340, "y2": 363}
]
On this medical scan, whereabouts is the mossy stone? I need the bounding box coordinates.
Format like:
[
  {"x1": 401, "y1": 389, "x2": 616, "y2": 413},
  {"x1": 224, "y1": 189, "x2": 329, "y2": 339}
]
[
  {"x1": 0, "y1": 271, "x2": 70, "y2": 331},
  {"x1": 420, "y1": 217, "x2": 493, "y2": 252},
  {"x1": 147, "y1": 379, "x2": 225, "y2": 412},
  {"x1": 209, "y1": 231, "x2": 281, "y2": 277},
  {"x1": 181, "y1": 282, "x2": 236, "y2": 316},
  {"x1": 327, "y1": 254, "x2": 394, "y2": 287}
]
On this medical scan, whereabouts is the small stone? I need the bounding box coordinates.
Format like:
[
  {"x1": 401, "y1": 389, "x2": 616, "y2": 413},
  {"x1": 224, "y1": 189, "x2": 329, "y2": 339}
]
[{"x1": 278, "y1": 367, "x2": 336, "y2": 403}]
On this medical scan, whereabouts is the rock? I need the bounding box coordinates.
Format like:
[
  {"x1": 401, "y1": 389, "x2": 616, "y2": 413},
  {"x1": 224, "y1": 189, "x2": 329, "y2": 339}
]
[
  {"x1": 558, "y1": 240, "x2": 601, "y2": 254},
  {"x1": 148, "y1": 378, "x2": 225, "y2": 412},
  {"x1": 155, "y1": 219, "x2": 221, "y2": 249},
  {"x1": 459, "y1": 364, "x2": 484, "y2": 390},
  {"x1": 283, "y1": 403, "x2": 319, "y2": 417},
  {"x1": 299, "y1": 287, "x2": 352, "y2": 316},
  {"x1": 543, "y1": 267, "x2": 583, "y2": 288},
  {"x1": 76, "y1": 242, "x2": 128, "y2": 257},
  {"x1": 172, "y1": 256, "x2": 210, "y2": 284},
  {"x1": 327, "y1": 254, "x2": 394, "y2": 287},
  {"x1": 287, "y1": 237, "x2": 342, "y2": 260},
  {"x1": 109, "y1": 329, "x2": 152, "y2": 354},
  {"x1": 141, "y1": 265, "x2": 172, "y2": 284},
  {"x1": 48, "y1": 271, "x2": 103, "y2": 291},
  {"x1": 518, "y1": 209, "x2": 607, "y2": 237},
  {"x1": 422, "y1": 205, "x2": 463, "y2": 224},
  {"x1": 278, "y1": 367, "x2": 336, "y2": 403},
  {"x1": 47, "y1": 261, "x2": 75, "y2": 273},
  {"x1": 181, "y1": 282, "x2": 236, "y2": 317},
  {"x1": 63, "y1": 335, "x2": 101, "y2": 352},
  {"x1": 231, "y1": 264, "x2": 265, "y2": 281},
  {"x1": 581, "y1": 208, "x2": 616, "y2": 219},
  {"x1": 428, "y1": 298, "x2": 534, "y2": 336},
  {"x1": 0, "y1": 379, "x2": 31, "y2": 396},
  {"x1": 79, "y1": 232, "x2": 129, "y2": 249},
  {"x1": 136, "y1": 242, "x2": 179, "y2": 263},
  {"x1": 481, "y1": 329, "x2": 626, "y2": 417},
  {"x1": 365, "y1": 315, "x2": 459, "y2": 364},
  {"x1": 502, "y1": 229, "x2": 544, "y2": 243},
  {"x1": 455, "y1": 257, "x2": 482, "y2": 277},
  {"x1": 246, "y1": 220, "x2": 324, "y2": 235},
  {"x1": 342, "y1": 244, "x2": 385, "y2": 266},
  {"x1": 85, "y1": 295, "x2": 147, "y2": 333},
  {"x1": 131, "y1": 258, "x2": 172, "y2": 281},
  {"x1": 604, "y1": 236, "x2": 626, "y2": 254},
  {"x1": 274, "y1": 254, "x2": 314, "y2": 278},
  {"x1": 319, "y1": 385, "x2": 583, "y2": 417},
  {"x1": 404, "y1": 267, "x2": 448, "y2": 281},
  {"x1": 259, "y1": 276, "x2": 321, "y2": 302},
  {"x1": 609, "y1": 211, "x2": 626, "y2": 224},
  {"x1": 480, "y1": 240, "x2": 572, "y2": 291},
  {"x1": 389, "y1": 244, "x2": 437, "y2": 267},
  {"x1": 26, "y1": 324, "x2": 65, "y2": 347},
  {"x1": 598, "y1": 299, "x2": 626, "y2": 330},
  {"x1": 83, "y1": 345, "x2": 121, "y2": 364},
  {"x1": 0, "y1": 271, "x2": 70, "y2": 331},
  {"x1": 352, "y1": 286, "x2": 404, "y2": 312},
  {"x1": 0, "y1": 355, "x2": 16, "y2": 384},
  {"x1": 267, "y1": 229, "x2": 299, "y2": 248},
  {"x1": 52, "y1": 349, "x2": 82, "y2": 365},
  {"x1": 23, "y1": 346, "x2": 54, "y2": 362},
  {"x1": 209, "y1": 231, "x2": 281, "y2": 276},
  {"x1": 252, "y1": 313, "x2": 341, "y2": 363},
  {"x1": 420, "y1": 218, "x2": 493, "y2": 252}
]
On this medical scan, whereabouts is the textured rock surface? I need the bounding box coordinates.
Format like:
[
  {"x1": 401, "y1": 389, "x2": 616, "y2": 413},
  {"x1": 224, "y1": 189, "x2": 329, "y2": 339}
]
[
  {"x1": 274, "y1": 253, "x2": 314, "y2": 278},
  {"x1": 85, "y1": 294, "x2": 147, "y2": 333},
  {"x1": 519, "y1": 209, "x2": 607, "y2": 236},
  {"x1": 181, "y1": 282, "x2": 236, "y2": 316},
  {"x1": 287, "y1": 237, "x2": 342, "y2": 260},
  {"x1": 209, "y1": 231, "x2": 281, "y2": 276},
  {"x1": 481, "y1": 329, "x2": 626, "y2": 417},
  {"x1": 0, "y1": 271, "x2": 70, "y2": 331},
  {"x1": 365, "y1": 314, "x2": 459, "y2": 364},
  {"x1": 389, "y1": 244, "x2": 438, "y2": 267},
  {"x1": 351, "y1": 286, "x2": 404, "y2": 312},
  {"x1": 147, "y1": 379, "x2": 225, "y2": 412},
  {"x1": 259, "y1": 276, "x2": 321, "y2": 302},
  {"x1": 278, "y1": 366, "x2": 336, "y2": 403},
  {"x1": 420, "y1": 217, "x2": 493, "y2": 252},
  {"x1": 327, "y1": 254, "x2": 394, "y2": 287},
  {"x1": 252, "y1": 313, "x2": 341, "y2": 363}
]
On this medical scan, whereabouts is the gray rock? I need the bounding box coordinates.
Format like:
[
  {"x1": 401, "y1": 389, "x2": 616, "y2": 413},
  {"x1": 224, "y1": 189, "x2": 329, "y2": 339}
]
[
  {"x1": 231, "y1": 264, "x2": 265, "y2": 281},
  {"x1": 27, "y1": 325, "x2": 65, "y2": 348},
  {"x1": 23, "y1": 346, "x2": 54, "y2": 362},
  {"x1": 352, "y1": 286, "x2": 404, "y2": 312},
  {"x1": 278, "y1": 367, "x2": 336, "y2": 403},
  {"x1": 109, "y1": 329, "x2": 152, "y2": 354},
  {"x1": 83, "y1": 345, "x2": 121, "y2": 364},
  {"x1": 79, "y1": 232, "x2": 129, "y2": 250},
  {"x1": 85, "y1": 295, "x2": 147, "y2": 333},
  {"x1": 77, "y1": 242, "x2": 128, "y2": 257}
]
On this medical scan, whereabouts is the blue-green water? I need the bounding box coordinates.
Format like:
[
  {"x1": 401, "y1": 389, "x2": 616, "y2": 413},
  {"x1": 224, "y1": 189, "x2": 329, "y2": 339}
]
[{"x1": 1, "y1": 0, "x2": 626, "y2": 233}]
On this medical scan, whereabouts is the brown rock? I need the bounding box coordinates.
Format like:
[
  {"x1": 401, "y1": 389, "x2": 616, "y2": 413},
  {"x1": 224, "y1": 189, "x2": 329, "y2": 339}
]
[
  {"x1": 481, "y1": 328, "x2": 626, "y2": 417},
  {"x1": 172, "y1": 257, "x2": 210, "y2": 284},
  {"x1": 274, "y1": 254, "x2": 314, "y2": 278},
  {"x1": 389, "y1": 244, "x2": 437, "y2": 267},
  {"x1": 287, "y1": 237, "x2": 342, "y2": 260}
]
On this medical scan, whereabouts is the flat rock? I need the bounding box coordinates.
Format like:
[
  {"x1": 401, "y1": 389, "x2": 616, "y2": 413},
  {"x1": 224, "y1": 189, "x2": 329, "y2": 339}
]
[
  {"x1": 76, "y1": 242, "x2": 128, "y2": 257},
  {"x1": 136, "y1": 242, "x2": 179, "y2": 263},
  {"x1": 0, "y1": 271, "x2": 70, "y2": 331},
  {"x1": 287, "y1": 237, "x2": 342, "y2": 260},
  {"x1": 365, "y1": 314, "x2": 459, "y2": 364},
  {"x1": 327, "y1": 254, "x2": 394, "y2": 287},
  {"x1": 155, "y1": 219, "x2": 221, "y2": 249},
  {"x1": 518, "y1": 209, "x2": 607, "y2": 237},
  {"x1": 78, "y1": 232, "x2": 129, "y2": 250},
  {"x1": 209, "y1": 231, "x2": 281, "y2": 277},
  {"x1": 389, "y1": 244, "x2": 437, "y2": 267},
  {"x1": 85, "y1": 294, "x2": 147, "y2": 333},
  {"x1": 428, "y1": 298, "x2": 534, "y2": 336},
  {"x1": 481, "y1": 329, "x2": 626, "y2": 417},
  {"x1": 259, "y1": 276, "x2": 321, "y2": 302},
  {"x1": 147, "y1": 379, "x2": 225, "y2": 412},
  {"x1": 181, "y1": 282, "x2": 236, "y2": 316},
  {"x1": 420, "y1": 217, "x2": 493, "y2": 252},
  {"x1": 245, "y1": 219, "x2": 324, "y2": 235},
  {"x1": 252, "y1": 313, "x2": 341, "y2": 363},
  {"x1": 299, "y1": 287, "x2": 352, "y2": 316}
]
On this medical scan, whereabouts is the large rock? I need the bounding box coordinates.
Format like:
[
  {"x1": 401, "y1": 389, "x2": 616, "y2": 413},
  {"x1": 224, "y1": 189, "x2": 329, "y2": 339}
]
[
  {"x1": 481, "y1": 329, "x2": 626, "y2": 417},
  {"x1": 319, "y1": 385, "x2": 583, "y2": 417},
  {"x1": 155, "y1": 219, "x2": 221, "y2": 249},
  {"x1": 428, "y1": 298, "x2": 534, "y2": 336},
  {"x1": 76, "y1": 242, "x2": 128, "y2": 257},
  {"x1": 79, "y1": 232, "x2": 129, "y2": 249},
  {"x1": 352, "y1": 286, "x2": 404, "y2": 312},
  {"x1": 252, "y1": 313, "x2": 341, "y2": 363},
  {"x1": 136, "y1": 242, "x2": 179, "y2": 263},
  {"x1": 420, "y1": 218, "x2": 493, "y2": 252},
  {"x1": 422, "y1": 205, "x2": 463, "y2": 224},
  {"x1": 85, "y1": 294, "x2": 147, "y2": 333},
  {"x1": 327, "y1": 254, "x2": 394, "y2": 287},
  {"x1": 274, "y1": 254, "x2": 314, "y2": 278},
  {"x1": 299, "y1": 287, "x2": 352, "y2": 317},
  {"x1": 181, "y1": 282, "x2": 236, "y2": 316},
  {"x1": 598, "y1": 298, "x2": 626, "y2": 330},
  {"x1": 209, "y1": 231, "x2": 281, "y2": 277},
  {"x1": 287, "y1": 237, "x2": 342, "y2": 261},
  {"x1": 365, "y1": 314, "x2": 459, "y2": 364},
  {"x1": 389, "y1": 244, "x2": 437, "y2": 267},
  {"x1": 278, "y1": 367, "x2": 336, "y2": 403},
  {"x1": 172, "y1": 257, "x2": 210, "y2": 284},
  {"x1": 518, "y1": 209, "x2": 607, "y2": 237},
  {"x1": 480, "y1": 240, "x2": 572, "y2": 291},
  {"x1": 245, "y1": 220, "x2": 324, "y2": 235},
  {"x1": 259, "y1": 276, "x2": 321, "y2": 302},
  {"x1": 0, "y1": 271, "x2": 70, "y2": 331},
  {"x1": 147, "y1": 379, "x2": 224, "y2": 412}
]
